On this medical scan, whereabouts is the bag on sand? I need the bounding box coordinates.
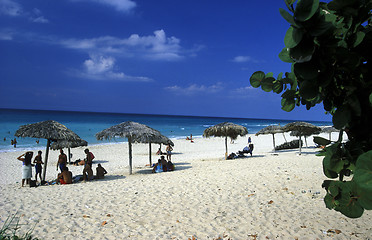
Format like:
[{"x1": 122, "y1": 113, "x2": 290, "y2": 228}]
[{"x1": 30, "y1": 180, "x2": 37, "y2": 188}]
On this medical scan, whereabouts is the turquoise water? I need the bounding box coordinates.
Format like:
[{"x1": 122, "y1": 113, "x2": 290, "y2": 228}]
[{"x1": 0, "y1": 108, "x2": 331, "y2": 152}]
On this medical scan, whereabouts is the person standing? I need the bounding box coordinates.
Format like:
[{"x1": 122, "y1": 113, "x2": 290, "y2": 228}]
[
  {"x1": 166, "y1": 144, "x2": 173, "y2": 161},
  {"x1": 56, "y1": 149, "x2": 67, "y2": 172},
  {"x1": 17, "y1": 151, "x2": 33, "y2": 187},
  {"x1": 33, "y1": 150, "x2": 43, "y2": 182},
  {"x1": 248, "y1": 136, "x2": 252, "y2": 145}
]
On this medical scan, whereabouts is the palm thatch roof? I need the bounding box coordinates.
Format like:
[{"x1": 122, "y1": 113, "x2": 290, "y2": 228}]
[
  {"x1": 50, "y1": 138, "x2": 88, "y2": 150},
  {"x1": 15, "y1": 120, "x2": 81, "y2": 141},
  {"x1": 96, "y1": 121, "x2": 169, "y2": 144},
  {"x1": 203, "y1": 122, "x2": 248, "y2": 140},
  {"x1": 255, "y1": 125, "x2": 283, "y2": 136},
  {"x1": 96, "y1": 121, "x2": 173, "y2": 174},
  {"x1": 282, "y1": 121, "x2": 321, "y2": 135}
]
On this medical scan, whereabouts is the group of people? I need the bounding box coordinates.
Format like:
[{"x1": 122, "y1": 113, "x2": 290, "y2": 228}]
[
  {"x1": 227, "y1": 137, "x2": 254, "y2": 159},
  {"x1": 156, "y1": 144, "x2": 173, "y2": 161},
  {"x1": 17, "y1": 148, "x2": 107, "y2": 187},
  {"x1": 152, "y1": 156, "x2": 175, "y2": 173}
]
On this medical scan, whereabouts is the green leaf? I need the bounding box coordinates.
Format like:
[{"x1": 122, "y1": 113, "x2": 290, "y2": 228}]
[
  {"x1": 294, "y1": 0, "x2": 320, "y2": 22},
  {"x1": 284, "y1": 26, "x2": 304, "y2": 48},
  {"x1": 336, "y1": 181, "x2": 364, "y2": 218},
  {"x1": 353, "y1": 31, "x2": 366, "y2": 48},
  {"x1": 265, "y1": 72, "x2": 274, "y2": 78},
  {"x1": 314, "y1": 136, "x2": 332, "y2": 146},
  {"x1": 369, "y1": 93, "x2": 372, "y2": 106},
  {"x1": 273, "y1": 80, "x2": 284, "y2": 94},
  {"x1": 354, "y1": 151, "x2": 372, "y2": 210},
  {"x1": 279, "y1": 8, "x2": 298, "y2": 26},
  {"x1": 261, "y1": 77, "x2": 275, "y2": 92},
  {"x1": 279, "y1": 47, "x2": 294, "y2": 63},
  {"x1": 250, "y1": 71, "x2": 265, "y2": 88},
  {"x1": 294, "y1": 62, "x2": 319, "y2": 80},
  {"x1": 309, "y1": 12, "x2": 335, "y2": 36},
  {"x1": 290, "y1": 37, "x2": 315, "y2": 63},
  {"x1": 333, "y1": 105, "x2": 351, "y2": 129},
  {"x1": 299, "y1": 80, "x2": 319, "y2": 100},
  {"x1": 277, "y1": 72, "x2": 283, "y2": 80},
  {"x1": 281, "y1": 98, "x2": 296, "y2": 112},
  {"x1": 328, "y1": 0, "x2": 355, "y2": 11}
]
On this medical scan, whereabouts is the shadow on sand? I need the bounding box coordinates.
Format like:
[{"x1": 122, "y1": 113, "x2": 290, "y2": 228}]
[{"x1": 135, "y1": 162, "x2": 192, "y2": 175}]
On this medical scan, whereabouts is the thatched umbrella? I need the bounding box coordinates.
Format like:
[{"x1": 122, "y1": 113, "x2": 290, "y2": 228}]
[
  {"x1": 255, "y1": 125, "x2": 284, "y2": 152},
  {"x1": 203, "y1": 122, "x2": 248, "y2": 159},
  {"x1": 282, "y1": 121, "x2": 321, "y2": 154},
  {"x1": 96, "y1": 121, "x2": 171, "y2": 174},
  {"x1": 321, "y1": 126, "x2": 339, "y2": 141},
  {"x1": 15, "y1": 120, "x2": 82, "y2": 181},
  {"x1": 50, "y1": 138, "x2": 88, "y2": 163}
]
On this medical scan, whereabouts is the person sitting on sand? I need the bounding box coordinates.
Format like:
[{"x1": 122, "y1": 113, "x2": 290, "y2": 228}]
[
  {"x1": 57, "y1": 166, "x2": 72, "y2": 184},
  {"x1": 57, "y1": 149, "x2": 67, "y2": 172},
  {"x1": 167, "y1": 160, "x2": 175, "y2": 171},
  {"x1": 83, "y1": 163, "x2": 94, "y2": 181},
  {"x1": 33, "y1": 150, "x2": 43, "y2": 182},
  {"x1": 96, "y1": 164, "x2": 107, "y2": 179},
  {"x1": 152, "y1": 159, "x2": 167, "y2": 173}
]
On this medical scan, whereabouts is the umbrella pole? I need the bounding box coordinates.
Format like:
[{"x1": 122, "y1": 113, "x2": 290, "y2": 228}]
[
  {"x1": 128, "y1": 138, "x2": 133, "y2": 175},
  {"x1": 43, "y1": 139, "x2": 51, "y2": 181},
  {"x1": 225, "y1": 136, "x2": 228, "y2": 160},
  {"x1": 68, "y1": 147, "x2": 71, "y2": 163},
  {"x1": 299, "y1": 135, "x2": 302, "y2": 155},
  {"x1": 149, "y1": 142, "x2": 152, "y2": 167},
  {"x1": 272, "y1": 134, "x2": 276, "y2": 152}
]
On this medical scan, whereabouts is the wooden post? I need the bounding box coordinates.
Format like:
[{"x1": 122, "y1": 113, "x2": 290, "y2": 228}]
[
  {"x1": 128, "y1": 137, "x2": 133, "y2": 175},
  {"x1": 42, "y1": 139, "x2": 50, "y2": 181},
  {"x1": 299, "y1": 135, "x2": 302, "y2": 155},
  {"x1": 149, "y1": 142, "x2": 152, "y2": 167},
  {"x1": 272, "y1": 133, "x2": 276, "y2": 152},
  {"x1": 225, "y1": 136, "x2": 228, "y2": 160},
  {"x1": 68, "y1": 147, "x2": 71, "y2": 163}
]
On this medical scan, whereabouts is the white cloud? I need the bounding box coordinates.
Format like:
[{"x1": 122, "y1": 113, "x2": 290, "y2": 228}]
[
  {"x1": 75, "y1": 54, "x2": 152, "y2": 82},
  {"x1": 59, "y1": 30, "x2": 185, "y2": 61},
  {"x1": 73, "y1": 0, "x2": 136, "y2": 13},
  {"x1": 165, "y1": 82, "x2": 223, "y2": 95},
  {"x1": 31, "y1": 8, "x2": 49, "y2": 23},
  {"x1": 0, "y1": 0, "x2": 22, "y2": 16},
  {"x1": 0, "y1": 30, "x2": 13, "y2": 40},
  {"x1": 232, "y1": 56, "x2": 252, "y2": 63}
]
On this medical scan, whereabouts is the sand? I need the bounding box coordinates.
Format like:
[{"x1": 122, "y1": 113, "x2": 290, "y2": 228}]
[{"x1": 0, "y1": 133, "x2": 371, "y2": 240}]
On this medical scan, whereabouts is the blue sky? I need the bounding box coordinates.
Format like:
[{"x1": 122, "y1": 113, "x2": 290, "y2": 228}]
[{"x1": 0, "y1": 0, "x2": 331, "y2": 122}]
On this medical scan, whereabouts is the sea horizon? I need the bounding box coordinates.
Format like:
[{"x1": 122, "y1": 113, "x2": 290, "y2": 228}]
[{"x1": 0, "y1": 108, "x2": 332, "y2": 152}]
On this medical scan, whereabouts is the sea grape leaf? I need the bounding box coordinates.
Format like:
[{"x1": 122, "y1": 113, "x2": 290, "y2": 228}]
[
  {"x1": 353, "y1": 31, "x2": 366, "y2": 47},
  {"x1": 294, "y1": 62, "x2": 319, "y2": 79},
  {"x1": 369, "y1": 93, "x2": 372, "y2": 106},
  {"x1": 279, "y1": 47, "x2": 294, "y2": 63},
  {"x1": 314, "y1": 136, "x2": 332, "y2": 146},
  {"x1": 299, "y1": 80, "x2": 319, "y2": 100},
  {"x1": 289, "y1": 38, "x2": 315, "y2": 63},
  {"x1": 261, "y1": 77, "x2": 275, "y2": 92},
  {"x1": 328, "y1": 0, "x2": 356, "y2": 11},
  {"x1": 336, "y1": 181, "x2": 364, "y2": 218},
  {"x1": 266, "y1": 72, "x2": 274, "y2": 78},
  {"x1": 279, "y1": 8, "x2": 298, "y2": 27},
  {"x1": 250, "y1": 71, "x2": 265, "y2": 88},
  {"x1": 273, "y1": 80, "x2": 284, "y2": 94},
  {"x1": 353, "y1": 151, "x2": 372, "y2": 210},
  {"x1": 281, "y1": 98, "x2": 296, "y2": 112},
  {"x1": 294, "y1": 0, "x2": 320, "y2": 22},
  {"x1": 333, "y1": 106, "x2": 351, "y2": 129},
  {"x1": 284, "y1": 26, "x2": 304, "y2": 48}
]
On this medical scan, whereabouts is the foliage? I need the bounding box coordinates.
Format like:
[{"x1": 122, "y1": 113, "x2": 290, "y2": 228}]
[
  {"x1": 0, "y1": 213, "x2": 39, "y2": 240},
  {"x1": 275, "y1": 139, "x2": 303, "y2": 150},
  {"x1": 249, "y1": 0, "x2": 372, "y2": 218}
]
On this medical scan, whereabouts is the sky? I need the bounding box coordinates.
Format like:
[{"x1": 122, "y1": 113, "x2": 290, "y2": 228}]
[{"x1": 0, "y1": 0, "x2": 331, "y2": 122}]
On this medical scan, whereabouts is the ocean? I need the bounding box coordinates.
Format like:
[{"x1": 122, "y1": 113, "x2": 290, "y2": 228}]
[{"x1": 0, "y1": 108, "x2": 331, "y2": 152}]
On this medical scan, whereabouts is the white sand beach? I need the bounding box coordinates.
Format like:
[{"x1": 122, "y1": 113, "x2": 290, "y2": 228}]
[{"x1": 0, "y1": 133, "x2": 371, "y2": 239}]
